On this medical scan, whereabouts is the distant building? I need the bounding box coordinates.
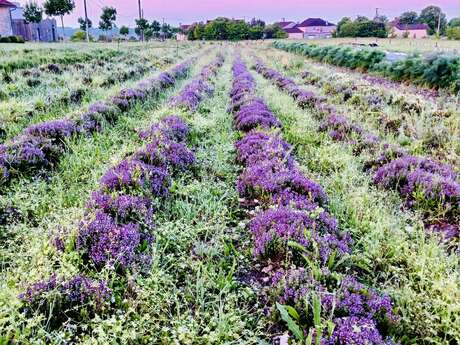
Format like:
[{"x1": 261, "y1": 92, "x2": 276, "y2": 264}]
[
  {"x1": 0, "y1": 0, "x2": 15, "y2": 37},
  {"x1": 389, "y1": 22, "x2": 429, "y2": 39},
  {"x1": 274, "y1": 19, "x2": 296, "y2": 30},
  {"x1": 10, "y1": 2, "x2": 57, "y2": 41},
  {"x1": 284, "y1": 26, "x2": 304, "y2": 39},
  {"x1": 177, "y1": 24, "x2": 191, "y2": 41},
  {"x1": 296, "y1": 18, "x2": 336, "y2": 38}
]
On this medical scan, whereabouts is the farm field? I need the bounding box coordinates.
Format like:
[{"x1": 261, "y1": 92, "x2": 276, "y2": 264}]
[
  {"x1": 0, "y1": 41, "x2": 459, "y2": 344},
  {"x1": 303, "y1": 37, "x2": 460, "y2": 54}
]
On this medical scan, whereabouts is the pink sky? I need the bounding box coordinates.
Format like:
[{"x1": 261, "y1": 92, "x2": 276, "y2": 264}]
[{"x1": 20, "y1": 0, "x2": 460, "y2": 27}]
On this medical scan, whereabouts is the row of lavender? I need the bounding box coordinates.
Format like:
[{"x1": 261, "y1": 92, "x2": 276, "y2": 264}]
[
  {"x1": 230, "y1": 56, "x2": 397, "y2": 344},
  {"x1": 19, "y1": 115, "x2": 195, "y2": 329},
  {"x1": 0, "y1": 56, "x2": 195, "y2": 189},
  {"x1": 170, "y1": 53, "x2": 225, "y2": 111},
  {"x1": 254, "y1": 59, "x2": 460, "y2": 245},
  {"x1": 16, "y1": 55, "x2": 223, "y2": 328},
  {"x1": 17, "y1": 54, "x2": 226, "y2": 332}
]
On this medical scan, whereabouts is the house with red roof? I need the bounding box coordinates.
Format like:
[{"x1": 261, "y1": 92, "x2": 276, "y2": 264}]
[
  {"x1": 274, "y1": 19, "x2": 296, "y2": 30},
  {"x1": 284, "y1": 26, "x2": 304, "y2": 39},
  {"x1": 0, "y1": 0, "x2": 16, "y2": 37},
  {"x1": 296, "y1": 18, "x2": 336, "y2": 38},
  {"x1": 389, "y1": 21, "x2": 429, "y2": 38}
]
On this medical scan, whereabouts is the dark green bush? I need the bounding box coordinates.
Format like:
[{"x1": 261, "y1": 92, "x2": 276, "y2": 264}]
[{"x1": 273, "y1": 41, "x2": 460, "y2": 92}]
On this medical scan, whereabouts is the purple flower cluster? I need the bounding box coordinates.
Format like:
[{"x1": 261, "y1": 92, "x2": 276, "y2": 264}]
[
  {"x1": 231, "y1": 57, "x2": 280, "y2": 131},
  {"x1": 374, "y1": 155, "x2": 460, "y2": 232},
  {"x1": 0, "y1": 58, "x2": 194, "y2": 188},
  {"x1": 231, "y1": 57, "x2": 396, "y2": 343},
  {"x1": 19, "y1": 274, "x2": 112, "y2": 328},
  {"x1": 20, "y1": 116, "x2": 195, "y2": 327},
  {"x1": 77, "y1": 115, "x2": 194, "y2": 270},
  {"x1": 254, "y1": 59, "x2": 460, "y2": 243},
  {"x1": 170, "y1": 54, "x2": 224, "y2": 111}
]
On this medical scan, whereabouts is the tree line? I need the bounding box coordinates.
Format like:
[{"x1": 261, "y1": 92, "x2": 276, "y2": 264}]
[
  {"x1": 334, "y1": 5, "x2": 460, "y2": 40},
  {"x1": 186, "y1": 17, "x2": 286, "y2": 40}
]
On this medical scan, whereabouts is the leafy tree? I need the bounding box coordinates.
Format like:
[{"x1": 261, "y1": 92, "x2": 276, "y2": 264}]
[
  {"x1": 399, "y1": 11, "x2": 418, "y2": 25},
  {"x1": 250, "y1": 18, "x2": 265, "y2": 27},
  {"x1": 23, "y1": 1, "x2": 43, "y2": 41},
  {"x1": 119, "y1": 25, "x2": 129, "y2": 37},
  {"x1": 78, "y1": 17, "x2": 92, "y2": 32},
  {"x1": 203, "y1": 17, "x2": 229, "y2": 40},
  {"x1": 71, "y1": 30, "x2": 92, "y2": 41},
  {"x1": 43, "y1": 0, "x2": 75, "y2": 40},
  {"x1": 448, "y1": 17, "x2": 460, "y2": 28},
  {"x1": 264, "y1": 24, "x2": 286, "y2": 39},
  {"x1": 227, "y1": 20, "x2": 250, "y2": 40},
  {"x1": 374, "y1": 15, "x2": 388, "y2": 24},
  {"x1": 418, "y1": 5, "x2": 447, "y2": 35},
  {"x1": 99, "y1": 6, "x2": 117, "y2": 36},
  {"x1": 135, "y1": 18, "x2": 149, "y2": 40},
  {"x1": 335, "y1": 17, "x2": 387, "y2": 38},
  {"x1": 160, "y1": 23, "x2": 172, "y2": 39},
  {"x1": 446, "y1": 27, "x2": 460, "y2": 40},
  {"x1": 151, "y1": 20, "x2": 161, "y2": 38}
]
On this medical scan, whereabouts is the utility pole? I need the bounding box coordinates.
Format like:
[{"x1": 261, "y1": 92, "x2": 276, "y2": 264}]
[
  {"x1": 138, "y1": 0, "x2": 143, "y2": 41},
  {"x1": 375, "y1": 8, "x2": 380, "y2": 19},
  {"x1": 83, "y1": 0, "x2": 89, "y2": 42}
]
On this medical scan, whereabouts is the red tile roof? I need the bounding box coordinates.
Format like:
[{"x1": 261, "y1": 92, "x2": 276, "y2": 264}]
[
  {"x1": 0, "y1": 0, "x2": 16, "y2": 7},
  {"x1": 275, "y1": 21, "x2": 294, "y2": 28},
  {"x1": 394, "y1": 23, "x2": 429, "y2": 31},
  {"x1": 284, "y1": 27, "x2": 303, "y2": 34},
  {"x1": 298, "y1": 18, "x2": 335, "y2": 27}
]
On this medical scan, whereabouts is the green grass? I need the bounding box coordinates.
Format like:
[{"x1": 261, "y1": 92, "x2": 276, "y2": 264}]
[
  {"x1": 254, "y1": 47, "x2": 460, "y2": 171},
  {"x1": 247, "y1": 55, "x2": 460, "y2": 343},
  {"x1": 0, "y1": 42, "x2": 458, "y2": 344},
  {"x1": 302, "y1": 37, "x2": 460, "y2": 54}
]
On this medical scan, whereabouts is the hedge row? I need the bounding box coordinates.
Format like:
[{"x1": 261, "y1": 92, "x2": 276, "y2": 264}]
[{"x1": 273, "y1": 41, "x2": 460, "y2": 93}]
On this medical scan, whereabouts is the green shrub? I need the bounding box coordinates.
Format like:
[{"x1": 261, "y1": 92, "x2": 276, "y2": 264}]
[
  {"x1": 446, "y1": 27, "x2": 460, "y2": 40},
  {"x1": 0, "y1": 36, "x2": 11, "y2": 43},
  {"x1": 273, "y1": 41, "x2": 460, "y2": 92}
]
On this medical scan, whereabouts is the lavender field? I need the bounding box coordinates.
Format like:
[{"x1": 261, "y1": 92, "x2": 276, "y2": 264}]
[{"x1": 0, "y1": 41, "x2": 458, "y2": 344}]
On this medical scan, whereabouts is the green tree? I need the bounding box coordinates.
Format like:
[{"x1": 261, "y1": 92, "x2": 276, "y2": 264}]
[
  {"x1": 335, "y1": 17, "x2": 387, "y2": 38},
  {"x1": 227, "y1": 20, "x2": 249, "y2": 40},
  {"x1": 399, "y1": 11, "x2": 418, "y2": 25},
  {"x1": 43, "y1": 0, "x2": 75, "y2": 41},
  {"x1": 135, "y1": 18, "x2": 149, "y2": 40},
  {"x1": 264, "y1": 24, "x2": 286, "y2": 39},
  {"x1": 448, "y1": 17, "x2": 460, "y2": 28},
  {"x1": 119, "y1": 25, "x2": 129, "y2": 37},
  {"x1": 160, "y1": 23, "x2": 172, "y2": 39},
  {"x1": 446, "y1": 27, "x2": 460, "y2": 40},
  {"x1": 418, "y1": 5, "x2": 447, "y2": 35},
  {"x1": 99, "y1": 6, "x2": 117, "y2": 36},
  {"x1": 151, "y1": 20, "x2": 161, "y2": 38},
  {"x1": 78, "y1": 17, "x2": 92, "y2": 32},
  {"x1": 71, "y1": 30, "x2": 92, "y2": 41},
  {"x1": 204, "y1": 17, "x2": 229, "y2": 40},
  {"x1": 23, "y1": 1, "x2": 43, "y2": 41}
]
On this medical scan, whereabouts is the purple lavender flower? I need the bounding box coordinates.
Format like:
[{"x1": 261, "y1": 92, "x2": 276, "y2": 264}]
[
  {"x1": 249, "y1": 206, "x2": 349, "y2": 263},
  {"x1": 100, "y1": 159, "x2": 170, "y2": 197},
  {"x1": 24, "y1": 119, "x2": 78, "y2": 141},
  {"x1": 77, "y1": 211, "x2": 148, "y2": 269},
  {"x1": 324, "y1": 317, "x2": 385, "y2": 345},
  {"x1": 234, "y1": 99, "x2": 281, "y2": 131},
  {"x1": 88, "y1": 191, "x2": 155, "y2": 227},
  {"x1": 19, "y1": 274, "x2": 112, "y2": 329},
  {"x1": 237, "y1": 159, "x2": 328, "y2": 207},
  {"x1": 235, "y1": 131, "x2": 293, "y2": 167}
]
